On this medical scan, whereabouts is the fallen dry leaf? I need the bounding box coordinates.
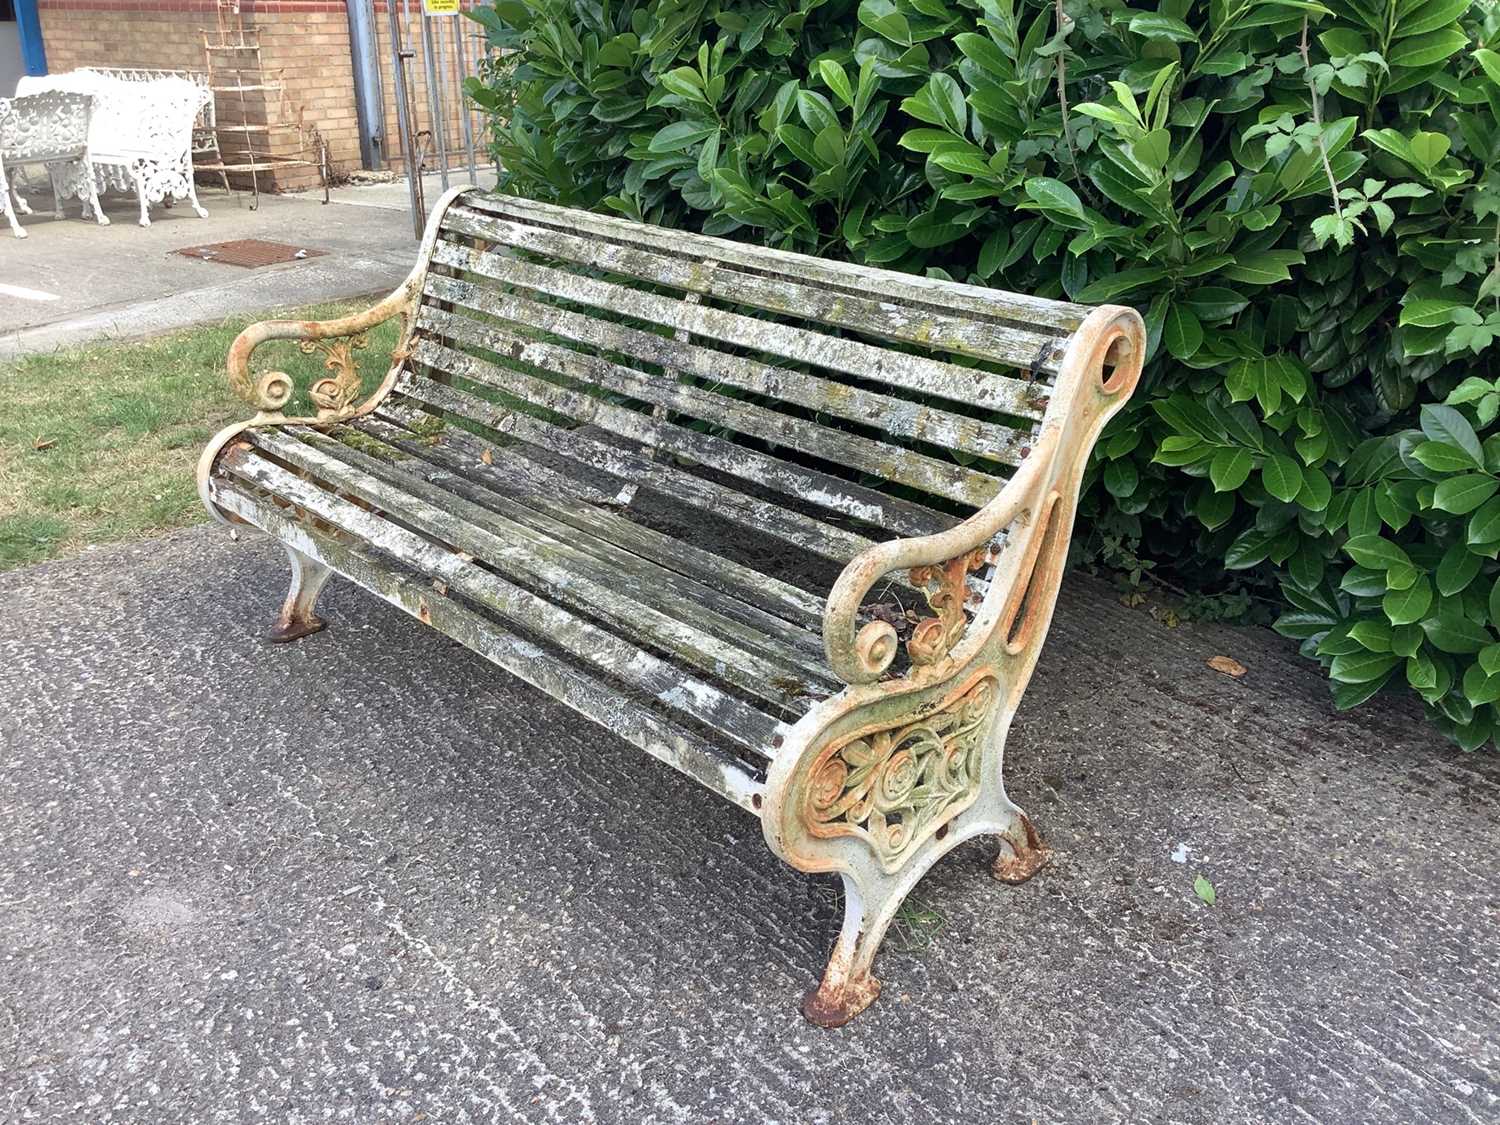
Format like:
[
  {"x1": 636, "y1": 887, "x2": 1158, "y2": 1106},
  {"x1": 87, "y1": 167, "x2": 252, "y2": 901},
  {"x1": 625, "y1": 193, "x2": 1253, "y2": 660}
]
[
  {"x1": 32, "y1": 436, "x2": 55, "y2": 451},
  {"x1": 1208, "y1": 655, "x2": 1247, "y2": 678},
  {"x1": 868, "y1": 601, "x2": 915, "y2": 638},
  {"x1": 480, "y1": 447, "x2": 494, "y2": 465}
]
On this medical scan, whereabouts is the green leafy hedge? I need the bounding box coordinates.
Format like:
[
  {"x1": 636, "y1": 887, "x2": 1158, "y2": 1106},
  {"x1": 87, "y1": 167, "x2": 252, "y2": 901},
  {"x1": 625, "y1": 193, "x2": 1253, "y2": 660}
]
[{"x1": 467, "y1": 0, "x2": 1500, "y2": 748}]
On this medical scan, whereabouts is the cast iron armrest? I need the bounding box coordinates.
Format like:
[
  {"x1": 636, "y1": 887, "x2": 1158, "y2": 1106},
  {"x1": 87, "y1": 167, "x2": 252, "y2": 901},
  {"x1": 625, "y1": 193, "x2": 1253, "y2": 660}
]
[
  {"x1": 223, "y1": 184, "x2": 477, "y2": 424},
  {"x1": 822, "y1": 456, "x2": 1048, "y2": 684},
  {"x1": 224, "y1": 288, "x2": 419, "y2": 422},
  {"x1": 821, "y1": 305, "x2": 1146, "y2": 686}
]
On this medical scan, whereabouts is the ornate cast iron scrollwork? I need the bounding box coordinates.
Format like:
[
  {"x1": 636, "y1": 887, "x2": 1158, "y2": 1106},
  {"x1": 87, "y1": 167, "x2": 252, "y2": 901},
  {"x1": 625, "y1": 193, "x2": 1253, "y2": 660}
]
[
  {"x1": 804, "y1": 673, "x2": 999, "y2": 872},
  {"x1": 227, "y1": 331, "x2": 376, "y2": 419},
  {"x1": 301, "y1": 334, "x2": 370, "y2": 415},
  {"x1": 907, "y1": 546, "x2": 991, "y2": 666}
]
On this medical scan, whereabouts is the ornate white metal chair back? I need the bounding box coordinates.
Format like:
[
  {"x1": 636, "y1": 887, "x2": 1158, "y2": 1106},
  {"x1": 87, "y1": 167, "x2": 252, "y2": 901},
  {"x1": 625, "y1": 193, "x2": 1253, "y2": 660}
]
[
  {"x1": 0, "y1": 90, "x2": 92, "y2": 161},
  {"x1": 12, "y1": 71, "x2": 209, "y2": 227}
]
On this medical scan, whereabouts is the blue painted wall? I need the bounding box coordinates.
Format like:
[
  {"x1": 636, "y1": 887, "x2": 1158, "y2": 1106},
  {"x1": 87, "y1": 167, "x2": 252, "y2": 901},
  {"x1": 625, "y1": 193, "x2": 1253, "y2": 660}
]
[{"x1": 17, "y1": 0, "x2": 45, "y2": 75}]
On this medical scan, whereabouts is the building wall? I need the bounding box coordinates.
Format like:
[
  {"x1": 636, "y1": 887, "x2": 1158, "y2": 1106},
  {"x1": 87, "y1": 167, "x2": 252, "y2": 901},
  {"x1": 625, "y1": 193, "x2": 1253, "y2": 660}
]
[
  {"x1": 34, "y1": 0, "x2": 485, "y2": 191},
  {"x1": 1, "y1": 18, "x2": 26, "y2": 93}
]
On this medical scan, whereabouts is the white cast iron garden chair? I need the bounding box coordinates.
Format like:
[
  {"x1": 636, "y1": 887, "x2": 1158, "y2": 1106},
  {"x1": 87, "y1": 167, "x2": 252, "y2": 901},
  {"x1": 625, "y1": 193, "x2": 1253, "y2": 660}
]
[{"x1": 0, "y1": 89, "x2": 105, "y2": 239}]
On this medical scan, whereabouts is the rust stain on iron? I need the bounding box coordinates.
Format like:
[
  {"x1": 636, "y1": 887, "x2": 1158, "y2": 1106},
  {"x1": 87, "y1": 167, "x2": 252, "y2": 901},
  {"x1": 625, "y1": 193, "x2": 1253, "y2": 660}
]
[{"x1": 991, "y1": 814, "x2": 1050, "y2": 884}]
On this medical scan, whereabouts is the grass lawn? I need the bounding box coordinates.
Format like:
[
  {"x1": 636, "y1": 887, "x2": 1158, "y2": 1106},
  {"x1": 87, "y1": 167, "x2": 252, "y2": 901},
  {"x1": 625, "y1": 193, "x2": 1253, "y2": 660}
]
[{"x1": 0, "y1": 302, "x2": 401, "y2": 571}]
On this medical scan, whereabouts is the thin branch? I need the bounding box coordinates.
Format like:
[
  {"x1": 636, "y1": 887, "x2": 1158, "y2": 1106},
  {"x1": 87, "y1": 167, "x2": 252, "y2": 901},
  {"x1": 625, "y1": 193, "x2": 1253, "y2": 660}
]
[
  {"x1": 1300, "y1": 15, "x2": 1344, "y2": 218},
  {"x1": 1055, "y1": 0, "x2": 1081, "y2": 175},
  {"x1": 1052, "y1": 1, "x2": 1099, "y2": 208}
]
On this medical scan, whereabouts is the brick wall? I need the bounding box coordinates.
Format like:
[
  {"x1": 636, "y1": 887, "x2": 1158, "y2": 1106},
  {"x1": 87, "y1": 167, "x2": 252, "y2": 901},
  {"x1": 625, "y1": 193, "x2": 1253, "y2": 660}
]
[{"x1": 35, "y1": 0, "x2": 486, "y2": 192}]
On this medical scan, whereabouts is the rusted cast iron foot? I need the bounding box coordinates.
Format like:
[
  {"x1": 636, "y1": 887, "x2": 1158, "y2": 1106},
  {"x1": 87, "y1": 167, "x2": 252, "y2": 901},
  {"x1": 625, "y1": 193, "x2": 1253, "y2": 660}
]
[
  {"x1": 991, "y1": 815, "x2": 1050, "y2": 885},
  {"x1": 269, "y1": 546, "x2": 334, "y2": 644},
  {"x1": 801, "y1": 973, "x2": 881, "y2": 1029},
  {"x1": 267, "y1": 615, "x2": 326, "y2": 644}
]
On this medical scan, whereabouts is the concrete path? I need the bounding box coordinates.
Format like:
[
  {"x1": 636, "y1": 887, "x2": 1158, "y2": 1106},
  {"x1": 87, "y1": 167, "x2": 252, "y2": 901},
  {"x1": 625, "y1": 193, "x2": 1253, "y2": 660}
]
[
  {"x1": 0, "y1": 173, "x2": 469, "y2": 360},
  {"x1": 1, "y1": 525, "x2": 1497, "y2": 1123}
]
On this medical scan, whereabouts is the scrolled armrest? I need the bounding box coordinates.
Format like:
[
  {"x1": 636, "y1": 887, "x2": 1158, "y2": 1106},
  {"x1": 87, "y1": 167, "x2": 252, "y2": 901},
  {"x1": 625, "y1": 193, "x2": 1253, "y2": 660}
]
[
  {"x1": 822, "y1": 304, "x2": 1145, "y2": 686},
  {"x1": 225, "y1": 287, "x2": 417, "y2": 421},
  {"x1": 823, "y1": 459, "x2": 1046, "y2": 684}
]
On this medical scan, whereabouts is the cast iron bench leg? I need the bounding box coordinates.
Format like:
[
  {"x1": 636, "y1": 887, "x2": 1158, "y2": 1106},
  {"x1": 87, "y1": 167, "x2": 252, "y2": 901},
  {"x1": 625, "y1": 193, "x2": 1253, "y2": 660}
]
[{"x1": 269, "y1": 544, "x2": 333, "y2": 643}]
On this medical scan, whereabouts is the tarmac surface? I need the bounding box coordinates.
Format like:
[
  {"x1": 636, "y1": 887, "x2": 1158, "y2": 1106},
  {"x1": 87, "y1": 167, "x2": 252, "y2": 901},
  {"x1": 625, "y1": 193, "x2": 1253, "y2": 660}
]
[{"x1": 2, "y1": 524, "x2": 1497, "y2": 1123}]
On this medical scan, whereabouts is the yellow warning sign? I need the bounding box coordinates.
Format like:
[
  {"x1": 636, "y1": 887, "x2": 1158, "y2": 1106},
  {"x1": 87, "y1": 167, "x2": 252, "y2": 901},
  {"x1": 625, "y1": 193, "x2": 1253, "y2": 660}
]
[{"x1": 422, "y1": 0, "x2": 460, "y2": 13}]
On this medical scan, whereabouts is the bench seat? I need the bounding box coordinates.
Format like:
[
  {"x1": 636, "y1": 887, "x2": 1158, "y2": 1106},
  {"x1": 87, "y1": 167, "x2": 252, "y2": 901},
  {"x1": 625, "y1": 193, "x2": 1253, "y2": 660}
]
[{"x1": 199, "y1": 187, "x2": 1143, "y2": 1026}]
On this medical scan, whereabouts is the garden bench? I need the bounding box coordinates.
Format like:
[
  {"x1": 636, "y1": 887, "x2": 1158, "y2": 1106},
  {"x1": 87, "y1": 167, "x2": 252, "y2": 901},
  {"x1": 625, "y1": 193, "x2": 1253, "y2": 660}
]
[{"x1": 197, "y1": 187, "x2": 1143, "y2": 1026}]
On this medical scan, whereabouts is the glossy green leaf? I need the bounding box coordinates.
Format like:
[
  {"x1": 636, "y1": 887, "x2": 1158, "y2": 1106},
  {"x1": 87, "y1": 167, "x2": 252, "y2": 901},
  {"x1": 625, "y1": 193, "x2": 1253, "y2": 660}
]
[
  {"x1": 1422, "y1": 612, "x2": 1491, "y2": 654},
  {"x1": 1262, "y1": 454, "x2": 1303, "y2": 503},
  {"x1": 1435, "y1": 542, "x2": 1483, "y2": 595},
  {"x1": 1432, "y1": 474, "x2": 1499, "y2": 515},
  {"x1": 1210, "y1": 448, "x2": 1254, "y2": 492},
  {"x1": 1422, "y1": 405, "x2": 1484, "y2": 468},
  {"x1": 1343, "y1": 535, "x2": 1413, "y2": 571},
  {"x1": 1387, "y1": 27, "x2": 1468, "y2": 69},
  {"x1": 1128, "y1": 13, "x2": 1197, "y2": 42},
  {"x1": 1330, "y1": 649, "x2": 1402, "y2": 684},
  {"x1": 1384, "y1": 577, "x2": 1433, "y2": 626},
  {"x1": 1163, "y1": 303, "x2": 1203, "y2": 360},
  {"x1": 1471, "y1": 498, "x2": 1500, "y2": 545}
]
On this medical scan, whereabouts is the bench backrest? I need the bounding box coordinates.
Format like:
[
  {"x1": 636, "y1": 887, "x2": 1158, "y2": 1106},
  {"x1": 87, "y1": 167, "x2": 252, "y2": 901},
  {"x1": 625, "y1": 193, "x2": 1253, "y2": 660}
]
[
  {"x1": 394, "y1": 192, "x2": 1092, "y2": 561},
  {"x1": 78, "y1": 67, "x2": 216, "y2": 134}
]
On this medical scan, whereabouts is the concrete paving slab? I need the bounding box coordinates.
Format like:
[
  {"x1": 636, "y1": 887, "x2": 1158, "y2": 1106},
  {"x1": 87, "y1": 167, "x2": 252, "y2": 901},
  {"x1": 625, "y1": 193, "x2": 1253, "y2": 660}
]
[{"x1": 1, "y1": 525, "x2": 1497, "y2": 1123}]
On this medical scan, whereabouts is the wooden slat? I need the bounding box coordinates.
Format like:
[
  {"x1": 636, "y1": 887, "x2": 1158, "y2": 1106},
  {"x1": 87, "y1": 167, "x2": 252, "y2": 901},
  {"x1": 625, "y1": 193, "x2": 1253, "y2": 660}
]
[
  {"x1": 403, "y1": 344, "x2": 957, "y2": 539},
  {"x1": 463, "y1": 191, "x2": 1092, "y2": 336},
  {"x1": 211, "y1": 481, "x2": 771, "y2": 809},
  {"x1": 427, "y1": 239, "x2": 1050, "y2": 419},
  {"x1": 352, "y1": 414, "x2": 828, "y2": 628},
  {"x1": 443, "y1": 205, "x2": 1069, "y2": 373},
  {"x1": 241, "y1": 431, "x2": 838, "y2": 709},
  {"x1": 415, "y1": 304, "x2": 1005, "y2": 508},
  {"x1": 422, "y1": 272, "x2": 1032, "y2": 464},
  {"x1": 387, "y1": 381, "x2": 883, "y2": 564},
  {"x1": 286, "y1": 426, "x2": 829, "y2": 666},
  {"x1": 217, "y1": 450, "x2": 804, "y2": 741}
]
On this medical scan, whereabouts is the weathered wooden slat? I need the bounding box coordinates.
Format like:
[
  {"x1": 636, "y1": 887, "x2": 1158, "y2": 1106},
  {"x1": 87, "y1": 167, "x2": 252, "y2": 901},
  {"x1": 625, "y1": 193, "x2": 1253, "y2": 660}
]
[
  {"x1": 404, "y1": 342, "x2": 958, "y2": 539},
  {"x1": 462, "y1": 191, "x2": 1092, "y2": 335},
  {"x1": 386, "y1": 381, "x2": 884, "y2": 564},
  {"x1": 211, "y1": 480, "x2": 772, "y2": 808},
  {"x1": 218, "y1": 448, "x2": 807, "y2": 735},
  {"x1": 239, "y1": 432, "x2": 839, "y2": 707},
  {"x1": 415, "y1": 304, "x2": 1004, "y2": 508},
  {"x1": 443, "y1": 205, "x2": 1069, "y2": 373},
  {"x1": 427, "y1": 239, "x2": 1051, "y2": 419},
  {"x1": 421, "y1": 273, "x2": 1031, "y2": 464},
  {"x1": 285, "y1": 425, "x2": 830, "y2": 666},
  {"x1": 352, "y1": 414, "x2": 829, "y2": 628}
]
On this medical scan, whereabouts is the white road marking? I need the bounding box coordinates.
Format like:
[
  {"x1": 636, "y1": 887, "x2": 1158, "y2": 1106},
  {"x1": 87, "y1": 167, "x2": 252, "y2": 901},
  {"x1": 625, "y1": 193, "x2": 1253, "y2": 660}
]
[{"x1": 0, "y1": 283, "x2": 60, "y2": 302}]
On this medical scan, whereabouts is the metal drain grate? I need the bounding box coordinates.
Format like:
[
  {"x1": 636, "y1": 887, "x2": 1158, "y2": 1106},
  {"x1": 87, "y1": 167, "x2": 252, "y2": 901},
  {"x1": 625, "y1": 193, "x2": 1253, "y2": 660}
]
[{"x1": 175, "y1": 239, "x2": 327, "y2": 268}]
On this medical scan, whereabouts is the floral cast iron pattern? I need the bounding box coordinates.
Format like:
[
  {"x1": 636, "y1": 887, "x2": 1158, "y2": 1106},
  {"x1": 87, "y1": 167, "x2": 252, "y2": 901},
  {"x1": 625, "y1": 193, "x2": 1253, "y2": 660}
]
[
  {"x1": 907, "y1": 546, "x2": 992, "y2": 666},
  {"x1": 805, "y1": 673, "x2": 999, "y2": 872},
  {"x1": 302, "y1": 334, "x2": 370, "y2": 415}
]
